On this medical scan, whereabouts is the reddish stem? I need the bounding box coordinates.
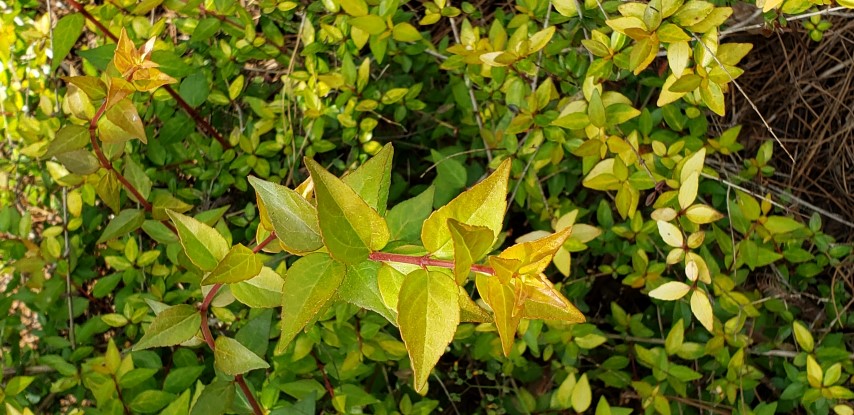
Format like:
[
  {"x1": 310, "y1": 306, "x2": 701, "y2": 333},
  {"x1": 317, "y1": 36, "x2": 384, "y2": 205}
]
[
  {"x1": 198, "y1": 232, "x2": 276, "y2": 415},
  {"x1": 253, "y1": 232, "x2": 277, "y2": 254},
  {"x1": 368, "y1": 252, "x2": 496, "y2": 275}
]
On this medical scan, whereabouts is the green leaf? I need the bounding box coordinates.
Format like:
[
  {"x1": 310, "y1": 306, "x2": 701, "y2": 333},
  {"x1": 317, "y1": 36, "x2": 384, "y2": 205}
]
[
  {"x1": 129, "y1": 390, "x2": 176, "y2": 413},
  {"x1": 51, "y1": 14, "x2": 85, "y2": 72},
  {"x1": 665, "y1": 319, "x2": 684, "y2": 355},
  {"x1": 44, "y1": 125, "x2": 89, "y2": 158},
  {"x1": 4, "y1": 376, "x2": 35, "y2": 396},
  {"x1": 339, "y1": 260, "x2": 397, "y2": 323},
  {"x1": 97, "y1": 209, "x2": 145, "y2": 243},
  {"x1": 214, "y1": 336, "x2": 270, "y2": 375},
  {"x1": 277, "y1": 253, "x2": 346, "y2": 352},
  {"x1": 134, "y1": 304, "x2": 201, "y2": 350},
  {"x1": 421, "y1": 159, "x2": 510, "y2": 258},
  {"x1": 350, "y1": 15, "x2": 387, "y2": 35},
  {"x1": 588, "y1": 89, "x2": 607, "y2": 128},
  {"x1": 764, "y1": 216, "x2": 803, "y2": 234},
  {"x1": 392, "y1": 23, "x2": 422, "y2": 42},
  {"x1": 163, "y1": 366, "x2": 204, "y2": 394},
  {"x1": 192, "y1": 17, "x2": 221, "y2": 42},
  {"x1": 190, "y1": 380, "x2": 235, "y2": 415},
  {"x1": 341, "y1": 143, "x2": 393, "y2": 215},
  {"x1": 306, "y1": 158, "x2": 389, "y2": 264},
  {"x1": 377, "y1": 264, "x2": 406, "y2": 314},
  {"x1": 398, "y1": 269, "x2": 460, "y2": 392},
  {"x1": 249, "y1": 176, "x2": 323, "y2": 254},
  {"x1": 458, "y1": 286, "x2": 492, "y2": 323},
  {"x1": 476, "y1": 274, "x2": 521, "y2": 356},
  {"x1": 232, "y1": 266, "x2": 284, "y2": 308},
  {"x1": 203, "y1": 244, "x2": 264, "y2": 284},
  {"x1": 179, "y1": 71, "x2": 209, "y2": 108},
  {"x1": 160, "y1": 390, "x2": 191, "y2": 415},
  {"x1": 167, "y1": 210, "x2": 229, "y2": 271},
  {"x1": 387, "y1": 186, "x2": 435, "y2": 243},
  {"x1": 448, "y1": 219, "x2": 495, "y2": 285}
]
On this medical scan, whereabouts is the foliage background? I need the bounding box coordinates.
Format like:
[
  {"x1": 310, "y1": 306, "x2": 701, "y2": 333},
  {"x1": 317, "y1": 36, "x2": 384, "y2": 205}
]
[{"x1": 1, "y1": 0, "x2": 853, "y2": 414}]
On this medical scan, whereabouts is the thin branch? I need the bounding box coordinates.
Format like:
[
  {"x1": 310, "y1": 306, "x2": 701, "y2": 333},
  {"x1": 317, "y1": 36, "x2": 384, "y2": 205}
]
[
  {"x1": 368, "y1": 252, "x2": 495, "y2": 275},
  {"x1": 689, "y1": 30, "x2": 795, "y2": 163},
  {"x1": 448, "y1": 14, "x2": 493, "y2": 162}
]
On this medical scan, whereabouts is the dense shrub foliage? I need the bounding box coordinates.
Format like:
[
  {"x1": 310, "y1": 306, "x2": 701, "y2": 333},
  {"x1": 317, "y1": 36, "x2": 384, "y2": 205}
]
[{"x1": 1, "y1": 0, "x2": 853, "y2": 414}]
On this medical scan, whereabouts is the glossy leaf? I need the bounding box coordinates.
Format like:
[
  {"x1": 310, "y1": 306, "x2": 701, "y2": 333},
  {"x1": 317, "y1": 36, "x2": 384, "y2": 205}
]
[
  {"x1": 448, "y1": 219, "x2": 495, "y2": 285},
  {"x1": 249, "y1": 176, "x2": 323, "y2": 254},
  {"x1": 214, "y1": 336, "x2": 270, "y2": 375},
  {"x1": 476, "y1": 274, "x2": 521, "y2": 356},
  {"x1": 232, "y1": 267, "x2": 284, "y2": 308},
  {"x1": 421, "y1": 159, "x2": 510, "y2": 258},
  {"x1": 306, "y1": 158, "x2": 389, "y2": 264},
  {"x1": 339, "y1": 260, "x2": 397, "y2": 323},
  {"x1": 690, "y1": 290, "x2": 714, "y2": 333},
  {"x1": 398, "y1": 269, "x2": 460, "y2": 392},
  {"x1": 134, "y1": 305, "x2": 201, "y2": 350},
  {"x1": 341, "y1": 143, "x2": 393, "y2": 215},
  {"x1": 203, "y1": 244, "x2": 264, "y2": 285},
  {"x1": 277, "y1": 253, "x2": 346, "y2": 352},
  {"x1": 167, "y1": 210, "x2": 229, "y2": 271},
  {"x1": 97, "y1": 209, "x2": 145, "y2": 243}
]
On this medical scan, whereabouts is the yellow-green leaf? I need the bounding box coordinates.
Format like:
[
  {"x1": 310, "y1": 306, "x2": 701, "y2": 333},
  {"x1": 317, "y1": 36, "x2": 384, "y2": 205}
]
[
  {"x1": 551, "y1": 0, "x2": 578, "y2": 17},
  {"x1": 392, "y1": 23, "x2": 422, "y2": 42},
  {"x1": 44, "y1": 125, "x2": 89, "y2": 159},
  {"x1": 249, "y1": 176, "x2": 324, "y2": 254},
  {"x1": 167, "y1": 210, "x2": 229, "y2": 271},
  {"x1": 685, "y1": 204, "x2": 724, "y2": 224},
  {"x1": 793, "y1": 321, "x2": 814, "y2": 353},
  {"x1": 398, "y1": 270, "x2": 460, "y2": 392},
  {"x1": 350, "y1": 15, "x2": 387, "y2": 35},
  {"x1": 476, "y1": 274, "x2": 522, "y2": 356},
  {"x1": 588, "y1": 89, "x2": 607, "y2": 128},
  {"x1": 277, "y1": 253, "x2": 345, "y2": 352},
  {"x1": 341, "y1": 143, "x2": 393, "y2": 215},
  {"x1": 214, "y1": 336, "x2": 270, "y2": 376},
  {"x1": 806, "y1": 354, "x2": 822, "y2": 388},
  {"x1": 649, "y1": 281, "x2": 691, "y2": 300},
  {"x1": 700, "y1": 81, "x2": 725, "y2": 116},
  {"x1": 667, "y1": 41, "x2": 690, "y2": 78},
  {"x1": 340, "y1": 0, "x2": 368, "y2": 16},
  {"x1": 496, "y1": 227, "x2": 573, "y2": 276},
  {"x1": 522, "y1": 297, "x2": 585, "y2": 323},
  {"x1": 306, "y1": 158, "x2": 389, "y2": 264},
  {"x1": 690, "y1": 290, "x2": 714, "y2": 333},
  {"x1": 203, "y1": 244, "x2": 263, "y2": 285},
  {"x1": 572, "y1": 373, "x2": 592, "y2": 412},
  {"x1": 678, "y1": 171, "x2": 699, "y2": 209},
  {"x1": 448, "y1": 219, "x2": 495, "y2": 285},
  {"x1": 421, "y1": 159, "x2": 510, "y2": 258},
  {"x1": 228, "y1": 75, "x2": 244, "y2": 101},
  {"x1": 529, "y1": 26, "x2": 556, "y2": 54},
  {"x1": 134, "y1": 305, "x2": 201, "y2": 350},
  {"x1": 232, "y1": 267, "x2": 284, "y2": 308}
]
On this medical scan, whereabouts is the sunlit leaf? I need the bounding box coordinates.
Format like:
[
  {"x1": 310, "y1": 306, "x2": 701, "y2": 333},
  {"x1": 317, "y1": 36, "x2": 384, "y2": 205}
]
[
  {"x1": 421, "y1": 159, "x2": 510, "y2": 258},
  {"x1": 398, "y1": 270, "x2": 459, "y2": 392},
  {"x1": 277, "y1": 253, "x2": 345, "y2": 352}
]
